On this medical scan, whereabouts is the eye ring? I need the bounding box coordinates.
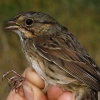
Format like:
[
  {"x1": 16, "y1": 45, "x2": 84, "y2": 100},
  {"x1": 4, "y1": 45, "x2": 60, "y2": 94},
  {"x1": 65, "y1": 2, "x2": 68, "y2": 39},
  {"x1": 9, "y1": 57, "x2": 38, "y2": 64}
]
[{"x1": 25, "y1": 18, "x2": 33, "y2": 26}]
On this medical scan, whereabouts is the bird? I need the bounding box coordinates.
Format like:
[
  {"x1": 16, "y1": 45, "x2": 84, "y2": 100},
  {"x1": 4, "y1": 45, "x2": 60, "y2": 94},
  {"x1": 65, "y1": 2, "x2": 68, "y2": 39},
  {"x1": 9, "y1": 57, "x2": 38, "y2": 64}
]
[{"x1": 4, "y1": 11, "x2": 100, "y2": 100}]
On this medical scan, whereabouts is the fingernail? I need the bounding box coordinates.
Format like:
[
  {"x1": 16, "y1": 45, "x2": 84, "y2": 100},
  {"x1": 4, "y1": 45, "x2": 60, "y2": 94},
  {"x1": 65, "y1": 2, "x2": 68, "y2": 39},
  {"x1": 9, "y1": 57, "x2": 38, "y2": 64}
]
[{"x1": 23, "y1": 84, "x2": 34, "y2": 100}]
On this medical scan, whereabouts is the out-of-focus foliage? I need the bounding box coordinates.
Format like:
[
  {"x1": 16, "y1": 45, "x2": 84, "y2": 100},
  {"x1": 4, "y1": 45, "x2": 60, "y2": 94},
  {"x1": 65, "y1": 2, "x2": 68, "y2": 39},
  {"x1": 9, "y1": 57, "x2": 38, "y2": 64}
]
[{"x1": 0, "y1": 0, "x2": 100, "y2": 99}]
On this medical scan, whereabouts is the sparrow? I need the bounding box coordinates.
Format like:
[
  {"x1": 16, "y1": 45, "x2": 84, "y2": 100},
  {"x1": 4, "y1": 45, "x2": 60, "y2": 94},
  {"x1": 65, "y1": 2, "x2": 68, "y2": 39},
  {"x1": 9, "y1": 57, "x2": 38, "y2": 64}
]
[{"x1": 3, "y1": 11, "x2": 100, "y2": 100}]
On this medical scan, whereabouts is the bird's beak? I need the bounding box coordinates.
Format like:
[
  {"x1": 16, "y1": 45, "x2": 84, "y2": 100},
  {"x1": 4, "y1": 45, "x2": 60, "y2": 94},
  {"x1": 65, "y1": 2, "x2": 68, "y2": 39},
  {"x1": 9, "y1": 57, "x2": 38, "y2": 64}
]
[{"x1": 4, "y1": 19, "x2": 19, "y2": 30}]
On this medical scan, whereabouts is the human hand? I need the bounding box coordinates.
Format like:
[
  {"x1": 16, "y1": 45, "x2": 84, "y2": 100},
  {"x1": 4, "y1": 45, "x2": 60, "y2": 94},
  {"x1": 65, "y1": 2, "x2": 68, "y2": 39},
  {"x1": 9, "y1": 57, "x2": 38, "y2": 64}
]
[{"x1": 7, "y1": 67, "x2": 74, "y2": 100}]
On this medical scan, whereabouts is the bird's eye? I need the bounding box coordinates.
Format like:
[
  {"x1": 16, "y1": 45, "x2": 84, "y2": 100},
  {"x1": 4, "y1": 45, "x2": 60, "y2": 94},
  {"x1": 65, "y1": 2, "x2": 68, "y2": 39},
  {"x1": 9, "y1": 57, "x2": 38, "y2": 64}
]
[{"x1": 25, "y1": 19, "x2": 33, "y2": 25}]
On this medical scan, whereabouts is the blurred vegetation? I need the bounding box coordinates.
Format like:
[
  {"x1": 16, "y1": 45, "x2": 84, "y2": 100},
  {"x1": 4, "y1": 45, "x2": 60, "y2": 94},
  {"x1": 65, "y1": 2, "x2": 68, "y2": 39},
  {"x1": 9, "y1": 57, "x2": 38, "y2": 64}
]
[{"x1": 0, "y1": 0, "x2": 100, "y2": 99}]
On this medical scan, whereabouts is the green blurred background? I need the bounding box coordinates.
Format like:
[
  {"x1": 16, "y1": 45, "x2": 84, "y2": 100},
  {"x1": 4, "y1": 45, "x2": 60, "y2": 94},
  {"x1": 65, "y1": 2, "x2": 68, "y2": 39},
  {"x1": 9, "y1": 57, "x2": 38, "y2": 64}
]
[{"x1": 0, "y1": 0, "x2": 100, "y2": 99}]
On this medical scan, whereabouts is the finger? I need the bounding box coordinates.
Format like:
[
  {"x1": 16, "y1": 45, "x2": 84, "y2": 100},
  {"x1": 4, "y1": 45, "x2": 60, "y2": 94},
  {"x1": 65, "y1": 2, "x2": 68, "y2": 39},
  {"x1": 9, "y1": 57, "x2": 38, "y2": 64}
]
[
  {"x1": 24, "y1": 67, "x2": 45, "y2": 89},
  {"x1": 16, "y1": 66, "x2": 45, "y2": 98},
  {"x1": 6, "y1": 90, "x2": 25, "y2": 100},
  {"x1": 47, "y1": 86, "x2": 74, "y2": 100},
  {"x1": 23, "y1": 82, "x2": 48, "y2": 100},
  {"x1": 7, "y1": 66, "x2": 46, "y2": 100},
  {"x1": 58, "y1": 92, "x2": 74, "y2": 100},
  {"x1": 47, "y1": 86, "x2": 64, "y2": 100}
]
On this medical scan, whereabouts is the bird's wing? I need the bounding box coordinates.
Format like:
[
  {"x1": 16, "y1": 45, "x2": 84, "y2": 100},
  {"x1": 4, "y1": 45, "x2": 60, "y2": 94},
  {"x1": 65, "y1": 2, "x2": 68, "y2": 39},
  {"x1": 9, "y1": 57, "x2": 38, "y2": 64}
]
[{"x1": 35, "y1": 32, "x2": 100, "y2": 91}]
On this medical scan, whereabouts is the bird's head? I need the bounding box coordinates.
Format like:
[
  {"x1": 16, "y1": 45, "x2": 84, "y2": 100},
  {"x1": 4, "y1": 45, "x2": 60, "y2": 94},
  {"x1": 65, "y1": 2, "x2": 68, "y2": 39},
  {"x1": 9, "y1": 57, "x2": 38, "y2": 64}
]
[{"x1": 5, "y1": 11, "x2": 57, "y2": 39}]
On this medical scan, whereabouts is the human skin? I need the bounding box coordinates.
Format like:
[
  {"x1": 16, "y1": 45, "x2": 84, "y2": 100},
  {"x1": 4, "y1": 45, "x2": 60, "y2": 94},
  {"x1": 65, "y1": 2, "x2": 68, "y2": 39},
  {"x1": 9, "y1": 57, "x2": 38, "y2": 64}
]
[{"x1": 7, "y1": 67, "x2": 74, "y2": 100}]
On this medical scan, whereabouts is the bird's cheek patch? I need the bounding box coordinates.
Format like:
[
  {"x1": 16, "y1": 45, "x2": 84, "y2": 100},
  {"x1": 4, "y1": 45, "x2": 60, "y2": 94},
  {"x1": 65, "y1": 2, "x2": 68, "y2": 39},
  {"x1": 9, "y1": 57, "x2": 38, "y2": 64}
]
[{"x1": 19, "y1": 28, "x2": 34, "y2": 38}]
